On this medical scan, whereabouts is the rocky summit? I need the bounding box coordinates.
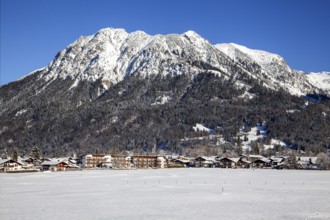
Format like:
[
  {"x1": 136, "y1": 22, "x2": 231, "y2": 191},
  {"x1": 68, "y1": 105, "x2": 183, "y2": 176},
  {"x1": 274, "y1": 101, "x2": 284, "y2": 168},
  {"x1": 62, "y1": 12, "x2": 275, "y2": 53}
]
[{"x1": 1, "y1": 28, "x2": 329, "y2": 156}]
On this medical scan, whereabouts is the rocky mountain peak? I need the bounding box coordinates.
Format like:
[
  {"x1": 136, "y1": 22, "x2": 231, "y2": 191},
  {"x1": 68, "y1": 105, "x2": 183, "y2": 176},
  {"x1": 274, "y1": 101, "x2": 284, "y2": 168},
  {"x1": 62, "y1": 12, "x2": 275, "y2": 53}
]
[{"x1": 11, "y1": 27, "x2": 330, "y2": 96}]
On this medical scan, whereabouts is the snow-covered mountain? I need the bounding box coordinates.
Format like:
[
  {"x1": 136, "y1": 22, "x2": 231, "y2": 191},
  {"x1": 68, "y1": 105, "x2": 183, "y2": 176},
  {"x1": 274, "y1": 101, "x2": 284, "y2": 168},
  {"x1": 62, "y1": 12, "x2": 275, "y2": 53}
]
[
  {"x1": 30, "y1": 27, "x2": 328, "y2": 97},
  {"x1": 1, "y1": 27, "x2": 329, "y2": 156}
]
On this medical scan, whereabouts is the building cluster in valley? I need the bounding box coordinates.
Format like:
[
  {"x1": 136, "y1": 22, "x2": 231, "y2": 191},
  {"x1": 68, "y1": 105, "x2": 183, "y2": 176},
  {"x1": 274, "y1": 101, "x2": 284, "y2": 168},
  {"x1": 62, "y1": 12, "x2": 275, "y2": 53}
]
[{"x1": 0, "y1": 153, "x2": 323, "y2": 173}]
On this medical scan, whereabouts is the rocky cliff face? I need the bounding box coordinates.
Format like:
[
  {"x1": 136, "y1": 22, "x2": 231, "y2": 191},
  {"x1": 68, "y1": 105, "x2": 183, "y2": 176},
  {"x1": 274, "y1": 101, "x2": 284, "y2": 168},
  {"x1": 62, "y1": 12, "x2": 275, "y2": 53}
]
[{"x1": 1, "y1": 28, "x2": 329, "y2": 156}]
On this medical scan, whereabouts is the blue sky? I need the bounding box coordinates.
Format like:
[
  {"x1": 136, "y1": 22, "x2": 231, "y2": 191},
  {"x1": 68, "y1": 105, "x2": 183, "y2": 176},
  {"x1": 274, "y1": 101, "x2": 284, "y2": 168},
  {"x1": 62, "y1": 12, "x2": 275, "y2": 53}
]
[{"x1": 1, "y1": 0, "x2": 330, "y2": 85}]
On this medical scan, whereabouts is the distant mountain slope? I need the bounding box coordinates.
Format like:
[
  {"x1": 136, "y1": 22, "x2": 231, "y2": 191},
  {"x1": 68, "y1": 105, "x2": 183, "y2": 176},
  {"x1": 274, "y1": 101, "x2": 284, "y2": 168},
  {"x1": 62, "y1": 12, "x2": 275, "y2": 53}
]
[{"x1": 215, "y1": 43, "x2": 330, "y2": 95}]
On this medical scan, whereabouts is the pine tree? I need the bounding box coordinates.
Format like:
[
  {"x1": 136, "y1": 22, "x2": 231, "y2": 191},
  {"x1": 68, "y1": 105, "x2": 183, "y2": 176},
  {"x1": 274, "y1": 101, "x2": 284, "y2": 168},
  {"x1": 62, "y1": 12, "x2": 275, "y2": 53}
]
[
  {"x1": 32, "y1": 145, "x2": 40, "y2": 160},
  {"x1": 12, "y1": 149, "x2": 18, "y2": 162}
]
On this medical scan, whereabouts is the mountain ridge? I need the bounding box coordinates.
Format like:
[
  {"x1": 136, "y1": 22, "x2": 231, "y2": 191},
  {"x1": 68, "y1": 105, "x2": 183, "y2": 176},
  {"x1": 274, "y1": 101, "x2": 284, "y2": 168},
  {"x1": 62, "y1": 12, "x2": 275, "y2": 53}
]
[{"x1": 12, "y1": 27, "x2": 328, "y2": 97}]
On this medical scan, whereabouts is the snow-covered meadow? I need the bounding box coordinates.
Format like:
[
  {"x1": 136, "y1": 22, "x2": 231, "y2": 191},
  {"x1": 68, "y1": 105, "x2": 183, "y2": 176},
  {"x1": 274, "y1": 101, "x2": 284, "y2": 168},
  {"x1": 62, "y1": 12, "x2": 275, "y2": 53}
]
[{"x1": 1, "y1": 169, "x2": 330, "y2": 220}]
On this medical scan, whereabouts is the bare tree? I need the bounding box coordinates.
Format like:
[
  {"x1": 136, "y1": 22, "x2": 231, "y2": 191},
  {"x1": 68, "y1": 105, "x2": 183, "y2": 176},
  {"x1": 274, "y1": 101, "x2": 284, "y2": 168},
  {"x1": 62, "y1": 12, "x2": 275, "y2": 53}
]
[
  {"x1": 316, "y1": 152, "x2": 329, "y2": 170},
  {"x1": 1, "y1": 148, "x2": 9, "y2": 159}
]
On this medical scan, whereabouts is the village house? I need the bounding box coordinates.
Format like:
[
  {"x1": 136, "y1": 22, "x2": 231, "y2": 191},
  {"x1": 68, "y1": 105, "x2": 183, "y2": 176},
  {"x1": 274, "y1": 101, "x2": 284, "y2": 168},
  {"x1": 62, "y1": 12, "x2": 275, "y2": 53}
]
[
  {"x1": 111, "y1": 156, "x2": 132, "y2": 169},
  {"x1": 271, "y1": 156, "x2": 285, "y2": 169},
  {"x1": 297, "y1": 157, "x2": 318, "y2": 169},
  {"x1": 17, "y1": 158, "x2": 39, "y2": 171},
  {"x1": 217, "y1": 157, "x2": 251, "y2": 168},
  {"x1": 251, "y1": 157, "x2": 272, "y2": 168},
  {"x1": 80, "y1": 154, "x2": 112, "y2": 168},
  {"x1": 132, "y1": 156, "x2": 156, "y2": 169},
  {"x1": 131, "y1": 156, "x2": 159, "y2": 169},
  {"x1": 55, "y1": 157, "x2": 80, "y2": 170},
  {"x1": 169, "y1": 157, "x2": 192, "y2": 168},
  {"x1": 41, "y1": 160, "x2": 69, "y2": 171},
  {"x1": 21, "y1": 157, "x2": 42, "y2": 166},
  {"x1": 0, "y1": 159, "x2": 23, "y2": 172},
  {"x1": 217, "y1": 157, "x2": 238, "y2": 168},
  {"x1": 237, "y1": 157, "x2": 251, "y2": 168},
  {"x1": 194, "y1": 156, "x2": 217, "y2": 167}
]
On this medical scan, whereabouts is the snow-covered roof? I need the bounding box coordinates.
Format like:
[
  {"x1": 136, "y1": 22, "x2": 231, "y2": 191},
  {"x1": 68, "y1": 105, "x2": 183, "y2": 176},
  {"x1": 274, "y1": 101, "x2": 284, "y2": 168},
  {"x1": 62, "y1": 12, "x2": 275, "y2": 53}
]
[
  {"x1": 249, "y1": 155, "x2": 263, "y2": 158},
  {"x1": 253, "y1": 157, "x2": 271, "y2": 163},
  {"x1": 229, "y1": 158, "x2": 240, "y2": 163},
  {"x1": 68, "y1": 159, "x2": 77, "y2": 164},
  {"x1": 0, "y1": 159, "x2": 24, "y2": 165},
  {"x1": 177, "y1": 156, "x2": 191, "y2": 160},
  {"x1": 41, "y1": 160, "x2": 68, "y2": 166},
  {"x1": 0, "y1": 159, "x2": 11, "y2": 164},
  {"x1": 17, "y1": 159, "x2": 28, "y2": 165},
  {"x1": 173, "y1": 158, "x2": 191, "y2": 163},
  {"x1": 270, "y1": 157, "x2": 284, "y2": 163},
  {"x1": 219, "y1": 157, "x2": 248, "y2": 163},
  {"x1": 67, "y1": 164, "x2": 79, "y2": 168},
  {"x1": 157, "y1": 156, "x2": 167, "y2": 161},
  {"x1": 197, "y1": 156, "x2": 217, "y2": 161},
  {"x1": 240, "y1": 158, "x2": 251, "y2": 164}
]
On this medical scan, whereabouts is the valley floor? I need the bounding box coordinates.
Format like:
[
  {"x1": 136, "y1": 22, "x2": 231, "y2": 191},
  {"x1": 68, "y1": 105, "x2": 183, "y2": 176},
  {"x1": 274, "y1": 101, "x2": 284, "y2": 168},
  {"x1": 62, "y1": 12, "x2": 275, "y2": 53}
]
[{"x1": 0, "y1": 169, "x2": 330, "y2": 220}]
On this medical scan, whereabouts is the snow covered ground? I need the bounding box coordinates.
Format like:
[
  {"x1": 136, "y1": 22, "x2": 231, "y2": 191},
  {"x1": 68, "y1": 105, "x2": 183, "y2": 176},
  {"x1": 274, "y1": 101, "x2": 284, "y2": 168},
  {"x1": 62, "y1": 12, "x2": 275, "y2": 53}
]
[{"x1": 1, "y1": 169, "x2": 330, "y2": 220}]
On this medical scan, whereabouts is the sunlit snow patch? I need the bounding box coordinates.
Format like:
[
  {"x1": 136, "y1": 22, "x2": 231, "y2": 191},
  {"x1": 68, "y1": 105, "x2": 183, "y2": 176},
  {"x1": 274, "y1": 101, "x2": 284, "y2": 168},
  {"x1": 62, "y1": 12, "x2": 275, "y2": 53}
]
[
  {"x1": 151, "y1": 95, "x2": 172, "y2": 105},
  {"x1": 193, "y1": 124, "x2": 215, "y2": 134},
  {"x1": 240, "y1": 125, "x2": 267, "y2": 149}
]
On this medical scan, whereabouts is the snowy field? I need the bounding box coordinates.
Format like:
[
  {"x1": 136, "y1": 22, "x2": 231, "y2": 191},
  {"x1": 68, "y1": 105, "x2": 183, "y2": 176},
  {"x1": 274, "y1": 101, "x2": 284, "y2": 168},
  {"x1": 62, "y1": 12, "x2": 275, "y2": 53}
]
[{"x1": 1, "y1": 169, "x2": 330, "y2": 220}]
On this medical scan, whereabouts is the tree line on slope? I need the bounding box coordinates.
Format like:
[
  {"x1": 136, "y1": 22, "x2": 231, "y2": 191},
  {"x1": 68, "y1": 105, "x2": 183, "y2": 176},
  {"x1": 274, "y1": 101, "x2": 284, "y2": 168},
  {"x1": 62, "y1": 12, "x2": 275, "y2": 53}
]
[{"x1": 0, "y1": 72, "x2": 329, "y2": 158}]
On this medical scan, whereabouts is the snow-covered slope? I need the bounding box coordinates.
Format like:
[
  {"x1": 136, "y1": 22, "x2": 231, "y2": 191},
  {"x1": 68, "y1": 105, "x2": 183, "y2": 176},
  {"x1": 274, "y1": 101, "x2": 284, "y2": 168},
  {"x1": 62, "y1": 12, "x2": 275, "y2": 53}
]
[
  {"x1": 215, "y1": 43, "x2": 286, "y2": 69},
  {"x1": 306, "y1": 72, "x2": 330, "y2": 91},
  {"x1": 215, "y1": 43, "x2": 328, "y2": 96}
]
